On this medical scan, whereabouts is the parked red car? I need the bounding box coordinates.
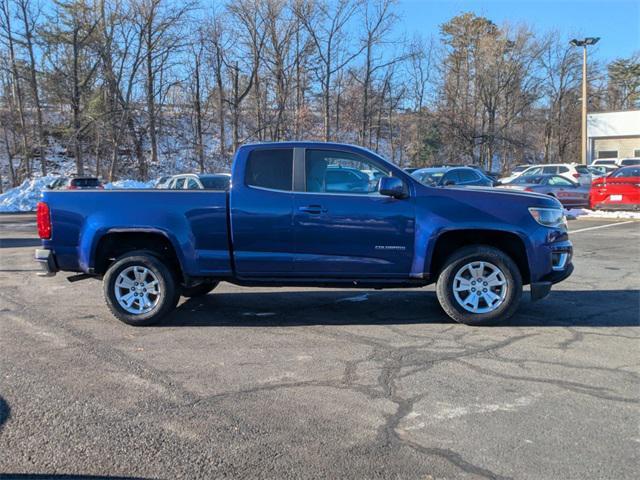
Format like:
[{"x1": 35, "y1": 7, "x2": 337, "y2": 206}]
[{"x1": 590, "y1": 166, "x2": 640, "y2": 210}]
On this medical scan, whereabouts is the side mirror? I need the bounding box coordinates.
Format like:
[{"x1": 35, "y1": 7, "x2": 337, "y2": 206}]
[{"x1": 379, "y1": 176, "x2": 408, "y2": 199}]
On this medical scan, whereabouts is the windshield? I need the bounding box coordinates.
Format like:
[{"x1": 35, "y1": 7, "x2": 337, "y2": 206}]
[
  {"x1": 413, "y1": 170, "x2": 445, "y2": 186},
  {"x1": 620, "y1": 159, "x2": 640, "y2": 166}
]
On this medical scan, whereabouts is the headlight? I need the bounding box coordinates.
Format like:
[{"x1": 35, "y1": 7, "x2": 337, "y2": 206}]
[{"x1": 528, "y1": 207, "x2": 567, "y2": 228}]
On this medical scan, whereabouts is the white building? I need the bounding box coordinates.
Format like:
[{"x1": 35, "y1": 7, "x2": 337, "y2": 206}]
[{"x1": 587, "y1": 110, "x2": 640, "y2": 163}]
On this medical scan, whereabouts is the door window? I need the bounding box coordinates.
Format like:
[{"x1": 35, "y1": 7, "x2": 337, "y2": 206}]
[
  {"x1": 305, "y1": 149, "x2": 388, "y2": 194},
  {"x1": 172, "y1": 178, "x2": 186, "y2": 189},
  {"x1": 542, "y1": 166, "x2": 557, "y2": 174},
  {"x1": 547, "y1": 176, "x2": 574, "y2": 186},
  {"x1": 186, "y1": 178, "x2": 199, "y2": 189},
  {"x1": 245, "y1": 149, "x2": 293, "y2": 191}
]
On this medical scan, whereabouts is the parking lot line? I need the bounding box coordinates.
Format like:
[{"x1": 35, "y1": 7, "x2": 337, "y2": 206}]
[{"x1": 570, "y1": 220, "x2": 636, "y2": 234}]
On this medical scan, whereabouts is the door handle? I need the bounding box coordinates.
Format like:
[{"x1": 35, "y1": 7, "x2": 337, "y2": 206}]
[{"x1": 298, "y1": 205, "x2": 327, "y2": 214}]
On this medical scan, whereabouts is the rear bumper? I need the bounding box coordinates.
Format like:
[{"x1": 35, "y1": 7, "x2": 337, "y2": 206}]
[
  {"x1": 590, "y1": 202, "x2": 640, "y2": 211},
  {"x1": 34, "y1": 248, "x2": 58, "y2": 277}
]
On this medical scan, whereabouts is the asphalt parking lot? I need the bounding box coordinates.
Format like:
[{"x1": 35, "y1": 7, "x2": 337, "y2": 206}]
[{"x1": 0, "y1": 213, "x2": 638, "y2": 480}]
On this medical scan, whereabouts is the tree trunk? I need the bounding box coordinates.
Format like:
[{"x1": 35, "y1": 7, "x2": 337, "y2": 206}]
[
  {"x1": 72, "y1": 26, "x2": 83, "y2": 175},
  {"x1": 4, "y1": 5, "x2": 31, "y2": 178},
  {"x1": 144, "y1": 22, "x2": 156, "y2": 180},
  {"x1": 18, "y1": 0, "x2": 46, "y2": 176},
  {"x1": 193, "y1": 55, "x2": 205, "y2": 173}
]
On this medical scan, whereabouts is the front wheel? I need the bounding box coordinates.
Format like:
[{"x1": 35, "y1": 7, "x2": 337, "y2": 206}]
[
  {"x1": 103, "y1": 251, "x2": 180, "y2": 326},
  {"x1": 436, "y1": 245, "x2": 522, "y2": 325}
]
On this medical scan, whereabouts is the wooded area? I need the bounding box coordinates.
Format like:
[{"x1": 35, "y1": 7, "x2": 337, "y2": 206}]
[{"x1": 1, "y1": 0, "x2": 639, "y2": 189}]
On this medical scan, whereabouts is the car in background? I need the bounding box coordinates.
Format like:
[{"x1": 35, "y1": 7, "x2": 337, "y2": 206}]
[
  {"x1": 323, "y1": 165, "x2": 375, "y2": 193},
  {"x1": 499, "y1": 174, "x2": 590, "y2": 207},
  {"x1": 618, "y1": 158, "x2": 640, "y2": 167},
  {"x1": 498, "y1": 164, "x2": 532, "y2": 183},
  {"x1": 47, "y1": 176, "x2": 103, "y2": 190},
  {"x1": 587, "y1": 166, "x2": 608, "y2": 178},
  {"x1": 166, "y1": 173, "x2": 231, "y2": 190},
  {"x1": 590, "y1": 166, "x2": 640, "y2": 210},
  {"x1": 411, "y1": 166, "x2": 494, "y2": 187},
  {"x1": 500, "y1": 163, "x2": 592, "y2": 186},
  {"x1": 591, "y1": 158, "x2": 619, "y2": 169}
]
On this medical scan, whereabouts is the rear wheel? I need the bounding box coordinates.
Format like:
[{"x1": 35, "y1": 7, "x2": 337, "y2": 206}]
[
  {"x1": 104, "y1": 251, "x2": 179, "y2": 326},
  {"x1": 436, "y1": 245, "x2": 522, "y2": 325}
]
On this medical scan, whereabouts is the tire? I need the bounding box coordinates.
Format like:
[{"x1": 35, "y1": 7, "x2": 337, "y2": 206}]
[
  {"x1": 181, "y1": 281, "x2": 219, "y2": 298},
  {"x1": 436, "y1": 245, "x2": 522, "y2": 326},
  {"x1": 103, "y1": 251, "x2": 180, "y2": 326}
]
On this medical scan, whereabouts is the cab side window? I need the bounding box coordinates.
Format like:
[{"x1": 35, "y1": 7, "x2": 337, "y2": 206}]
[
  {"x1": 245, "y1": 149, "x2": 293, "y2": 191},
  {"x1": 305, "y1": 149, "x2": 388, "y2": 194},
  {"x1": 186, "y1": 178, "x2": 199, "y2": 189}
]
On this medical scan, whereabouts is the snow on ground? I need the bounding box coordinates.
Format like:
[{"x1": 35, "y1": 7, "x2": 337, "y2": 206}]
[
  {"x1": 0, "y1": 177, "x2": 155, "y2": 212},
  {"x1": 565, "y1": 208, "x2": 640, "y2": 220},
  {"x1": 0, "y1": 176, "x2": 56, "y2": 212}
]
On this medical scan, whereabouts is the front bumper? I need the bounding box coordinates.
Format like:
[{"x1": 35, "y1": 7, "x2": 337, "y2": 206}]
[
  {"x1": 530, "y1": 241, "x2": 574, "y2": 301},
  {"x1": 34, "y1": 248, "x2": 58, "y2": 277}
]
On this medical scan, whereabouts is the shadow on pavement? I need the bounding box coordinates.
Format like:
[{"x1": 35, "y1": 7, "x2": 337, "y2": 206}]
[
  {"x1": 162, "y1": 289, "x2": 640, "y2": 328},
  {"x1": 0, "y1": 396, "x2": 9, "y2": 429},
  {"x1": 0, "y1": 238, "x2": 41, "y2": 248}
]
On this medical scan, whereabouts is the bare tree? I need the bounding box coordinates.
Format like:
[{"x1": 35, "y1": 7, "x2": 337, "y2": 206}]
[
  {"x1": 296, "y1": 0, "x2": 363, "y2": 141},
  {"x1": 0, "y1": 0, "x2": 31, "y2": 177}
]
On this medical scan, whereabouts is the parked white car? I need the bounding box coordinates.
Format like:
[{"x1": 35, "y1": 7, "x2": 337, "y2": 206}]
[
  {"x1": 500, "y1": 163, "x2": 592, "y2": 186},
  {"x1": 617, "y1": 157, "x2": 640, "y2": 167},
  {"x1": 591, "y1": 158, "x2": 619, "y2": 168}
]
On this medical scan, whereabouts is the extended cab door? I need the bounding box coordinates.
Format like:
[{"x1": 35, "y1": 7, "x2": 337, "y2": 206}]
[
  {"x1": 292, "y1": 148, "x2": 415, "y2": 278},
  {"x1": 230, "y1": 147, "x2": 295, "y2": 275}
]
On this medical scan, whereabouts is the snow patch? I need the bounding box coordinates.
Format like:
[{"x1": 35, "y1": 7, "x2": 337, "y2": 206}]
[
  {"x1": 0, "y1": 176, "x2": 56, "y2": 212},
  {"x1": 566, "y1": 208, "x2": 640, "y2": 220}
]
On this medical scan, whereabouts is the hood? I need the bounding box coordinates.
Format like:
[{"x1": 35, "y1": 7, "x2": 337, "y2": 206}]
[{"x1": 417, "y1": 184, "x2": 562, "y2": 210}]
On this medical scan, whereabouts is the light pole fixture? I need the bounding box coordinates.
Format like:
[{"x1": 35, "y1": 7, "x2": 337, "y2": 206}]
[{"x1": 570, "y1": 37, "x2": 600, "y2": 165}]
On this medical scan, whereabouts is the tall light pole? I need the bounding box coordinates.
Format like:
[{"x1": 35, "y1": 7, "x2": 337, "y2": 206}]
[{"x1": 570, "y1": 37, "x2": 600, "y2": 165}]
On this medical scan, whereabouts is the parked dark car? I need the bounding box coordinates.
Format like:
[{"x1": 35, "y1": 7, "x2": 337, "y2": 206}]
[
  {"x1": 411, "y1": 166, "x2": 494, "y2": 187},
  {"x1": 499, "y1": 174, "x2": 590, "y2": 207},
  {"x1": 47, "y1": 176, "x2": 103, "y2": 190}
]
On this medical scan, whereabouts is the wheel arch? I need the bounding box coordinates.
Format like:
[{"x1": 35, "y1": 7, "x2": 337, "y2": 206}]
[
  {"x1": 91, "y1": 229, "x2": 185, "y2": 281},
  {"x1": 428, "y1": 229, "x2": 531, "y2": 284}
]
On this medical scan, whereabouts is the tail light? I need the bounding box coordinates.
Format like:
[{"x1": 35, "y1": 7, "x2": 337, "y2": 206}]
[
  {"x1": 524, "y1": 187, "x2": 533, "y2": 192},
  {"x1": 36, "y1": 201, "x2": 52, "y2": 239},
  {"x1": 67, "y1": 184, "x2": 77, "y2": 190},
  {"x1": 572, "y1": 173, "x2": 580, "y2": 179}
]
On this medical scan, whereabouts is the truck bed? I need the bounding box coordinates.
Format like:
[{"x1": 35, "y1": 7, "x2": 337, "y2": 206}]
[{"x1": 41, "y1": 189, "x2": 231, "y2": 276}]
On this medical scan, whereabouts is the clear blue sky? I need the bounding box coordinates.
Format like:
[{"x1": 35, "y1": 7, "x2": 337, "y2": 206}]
[{"x1": 396, "y1": 0, "x2": 640, "y2": 62}]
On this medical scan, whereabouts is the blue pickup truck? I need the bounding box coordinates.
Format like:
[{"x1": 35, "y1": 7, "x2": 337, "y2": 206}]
[{"x1": 35, "y1": 142, "x2": 573, "y2": 326}]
